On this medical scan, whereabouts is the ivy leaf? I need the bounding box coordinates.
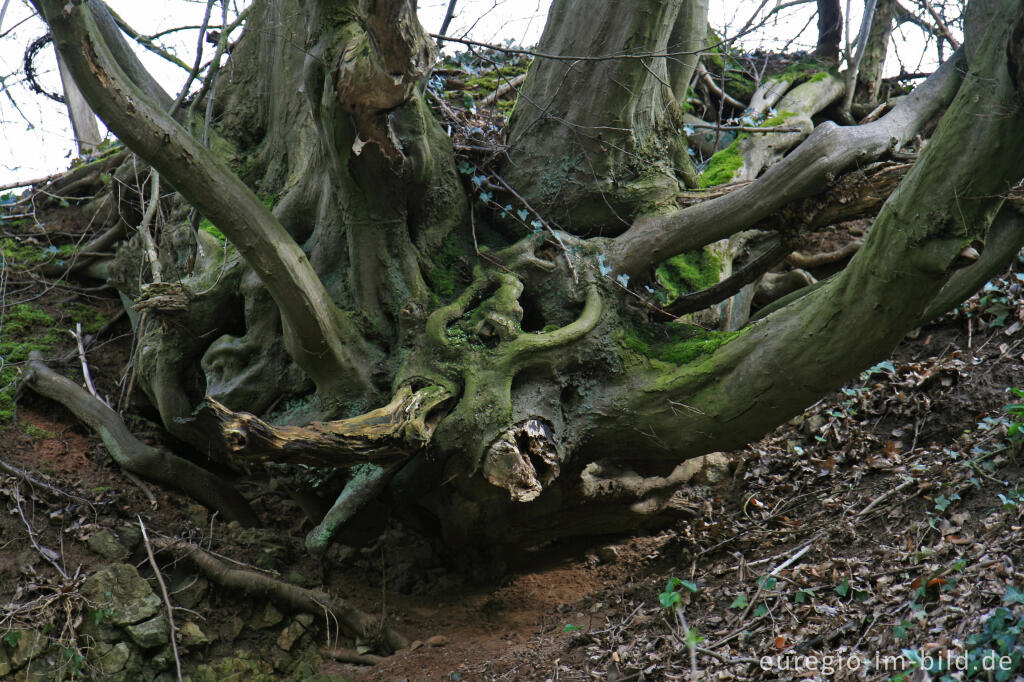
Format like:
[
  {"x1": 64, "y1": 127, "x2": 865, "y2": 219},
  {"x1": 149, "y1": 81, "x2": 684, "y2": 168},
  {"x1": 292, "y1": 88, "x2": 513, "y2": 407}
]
[
  {"x1": 730, "y1": 593, "x2": 748, "y2": 609},
  {"x1": 1005, "y1": 585, "x2": 1024, "y2": 604}
]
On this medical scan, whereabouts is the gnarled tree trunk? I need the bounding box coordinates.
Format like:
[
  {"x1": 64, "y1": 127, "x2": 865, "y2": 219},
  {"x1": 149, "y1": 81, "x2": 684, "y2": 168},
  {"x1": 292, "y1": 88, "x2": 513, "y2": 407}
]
[{"x1": 29, "y1": 0, "x2": 1024, "y2": 551}]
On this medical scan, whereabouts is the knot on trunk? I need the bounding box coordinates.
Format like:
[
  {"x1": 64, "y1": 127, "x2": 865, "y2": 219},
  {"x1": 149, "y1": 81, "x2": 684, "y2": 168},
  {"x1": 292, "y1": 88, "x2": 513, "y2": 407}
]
[{"x1": 483, "y1": 418, "x2": 560, "y2": 502}]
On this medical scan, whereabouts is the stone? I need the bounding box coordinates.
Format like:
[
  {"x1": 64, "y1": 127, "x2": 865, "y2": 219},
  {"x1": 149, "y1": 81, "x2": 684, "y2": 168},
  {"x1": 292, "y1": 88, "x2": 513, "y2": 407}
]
[
  {"x1": 178, "y1": 621, "x2": 210, "y2": 647},
  {"x1": 81, "y1": 564, "x2": 161, "y2": 626},
  {"x1": 149, "y1": 644, "x2": 174, "y2": 672},
  {"x1": 250, "y1": 601, "x2": 284, "y2": 629},
  {"x1": 116, "y1": 524, "x2": 142, "y2": 551},
  {"x1": 276, "y1": 613, "x2": 314, "y2": 651},
  {"x1": 8, "y1": 630, "x2": 46, "y2": 668},
  {"x1": 87, "y1": 529, "x2": 129, "y2": 560},
  {"x1": 125, "y1": 615, "x2": 170, "y2": 648},
  {"x1": 183, "y1": 503, "x2": 210, "y2": 528},
  {"x1": 698, "y1": 452, "x2": 732, "y2": 484},
  {"x1": 426, "y1": 634, "x2": 448, "y2": 647},
  {"x1": 90, "y1": 641, "x2": 130, "y2": 676},
  {"x1": 171, "y1": 575, "x2": 208, "y2": 610},
  {"x1": 218, "y1": 615, "x2": 245, "y2": 643}
]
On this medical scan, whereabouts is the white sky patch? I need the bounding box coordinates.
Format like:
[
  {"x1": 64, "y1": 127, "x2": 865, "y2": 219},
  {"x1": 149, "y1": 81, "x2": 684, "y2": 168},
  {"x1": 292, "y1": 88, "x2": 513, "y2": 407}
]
[{"x1": 0, "y1": 1, "x2": 954, "y2": 187}]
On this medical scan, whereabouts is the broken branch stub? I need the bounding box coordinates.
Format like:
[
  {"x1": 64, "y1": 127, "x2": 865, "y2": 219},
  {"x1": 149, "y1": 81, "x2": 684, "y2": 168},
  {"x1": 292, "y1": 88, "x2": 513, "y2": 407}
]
[
  {"x1": 185, "y1": 385, "x2": 452, "y2": 470},
  {"x1": 483, "y1": 418, "x2": 562, "y2": 502}
]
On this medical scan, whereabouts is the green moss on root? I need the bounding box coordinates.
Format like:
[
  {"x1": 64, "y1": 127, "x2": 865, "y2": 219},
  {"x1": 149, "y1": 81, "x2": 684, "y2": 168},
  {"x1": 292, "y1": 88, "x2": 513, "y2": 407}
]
[
  {"x1": 621, "y1": 323, "x2": 745, "y2": 365},
  {"x1": 655, "y1": 248, "x2": 721, "y2": 304},
  {"x1": 698, "y1": 112, "x2": 798, "y2": 188},
  {"x1": 699, "y1": 141, "x2": 743, "y2": 188}
]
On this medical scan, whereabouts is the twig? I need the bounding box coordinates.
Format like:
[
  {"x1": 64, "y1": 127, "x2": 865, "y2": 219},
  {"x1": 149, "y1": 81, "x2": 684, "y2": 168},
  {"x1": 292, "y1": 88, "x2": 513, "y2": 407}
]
[
  {"x1": 696, "y1": 62, "x2": 746, "y2": 109},
  {"x1": 152, "y1": 537, "x2": 409, "y2": 652},
  {"x1": 769, "y1": 539, "x2": 816, "y2": 576},
  {"x1": 858, "y1": 101, "x2": 888, "y2": 124},
  {"x1": 696, "y1": 647, "x2": 762, "y2": 665},
  {"x1": 69, "y1": 322, "x2": 102, "y2": 403},
  {"x1": 428, "y1": 33, "x2": 705, "y2": 62},
  {"x1": 685, "y1": 122, "x2": 803, "y2": 134},
  {"x1": 139, "y1": 516, "x2": 183, "y2": 682},
  {"x1": 919, "y1": 0, "x2": 960, "y2": 48},
  {"x1": 786, "y1": 240, "x2": 862, "y2": 268},
  {"x1": 197, "y1": 0, "x2": 232, "y2": 148},
  {"x1": 733, "y1": 536, "x2": 819, "y2": 625},
  {"x1": 857, "y1": 477, "x2": 916, "y2": 517},
  {"x1": 481, "y1": 73, "x2": 527, "y2": 107},
  {"x1": 0, "y1": 457, "x2": 86, "y2": 501},
  {"x1": 138, "y1": 170, "x2": 163, "y2": 283},
  {"x1": 435, "y1": 0, "x2": 458, "y2": 49},
  {"x1": 169, "y1": 0, "x2": 217, "y2": 117},
  {"x1": 14, "y1": 484, "x2": 68, "y2": 580},
  {"x1": 106, "y1": 5, "x2": 191, "y2": 71},
  {"x1": 0, "y1": 172, "x2": 66, "y2": 193},
  {"x1": 840, "y1": 0, "x2": 879, "y2": 117}
]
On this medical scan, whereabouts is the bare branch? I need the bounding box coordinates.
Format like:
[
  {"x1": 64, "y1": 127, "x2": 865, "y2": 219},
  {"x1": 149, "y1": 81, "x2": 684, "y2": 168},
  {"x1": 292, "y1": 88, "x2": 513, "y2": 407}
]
[{"x1": 607, "y1": 50, "x2": 964, "y2": 279}]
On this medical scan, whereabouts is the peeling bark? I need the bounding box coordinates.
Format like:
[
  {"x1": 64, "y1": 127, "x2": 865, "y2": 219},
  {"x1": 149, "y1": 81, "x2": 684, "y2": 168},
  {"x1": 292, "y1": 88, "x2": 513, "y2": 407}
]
[{"x1": 186, "y1": 385, "x2": 452, "y2": 469}]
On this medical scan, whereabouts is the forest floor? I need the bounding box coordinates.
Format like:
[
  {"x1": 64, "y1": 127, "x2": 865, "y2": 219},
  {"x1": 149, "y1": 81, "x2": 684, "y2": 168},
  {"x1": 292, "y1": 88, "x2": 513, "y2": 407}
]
[{"x1": 3, "y1": 204, "x2": 1024, "y2": 681}]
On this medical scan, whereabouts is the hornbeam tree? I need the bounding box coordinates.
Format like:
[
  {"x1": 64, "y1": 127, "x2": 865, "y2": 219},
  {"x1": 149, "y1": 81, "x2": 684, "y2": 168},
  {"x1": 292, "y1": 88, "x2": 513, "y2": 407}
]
[{"x1": 23, "y1": 0, "x2": 1024, "y2": 552}]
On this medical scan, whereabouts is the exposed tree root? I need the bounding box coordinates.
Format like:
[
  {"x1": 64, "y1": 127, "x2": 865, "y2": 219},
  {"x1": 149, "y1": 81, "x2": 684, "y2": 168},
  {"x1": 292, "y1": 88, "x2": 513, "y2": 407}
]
[
  {"x1": 187, "y1": 385, "x2": 453, "y2": 469},
  {"x1": 786, "y1": 240, "x2": 863, "y2": 269},
  {"x1": 153, "y1": 537, "x2": 408, "y2": 653},
  {"x1": 23, "y1": 352, "x2": 258, "y2": 526},
  {"x1": 663, "y1": 239, "x2": 789, "y2": 317},
  {"x1": 320, "y1": 647, "x2": 384, "y2": 665},
  {"x1": 305, "y1": 464, "x2": 393, "y2": 554}
]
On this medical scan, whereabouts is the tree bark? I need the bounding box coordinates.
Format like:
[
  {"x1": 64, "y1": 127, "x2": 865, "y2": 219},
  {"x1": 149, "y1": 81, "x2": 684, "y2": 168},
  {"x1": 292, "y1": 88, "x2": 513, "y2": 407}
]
[{"x1": 501, "y1": 0, "x2": 708, "y2": 235}]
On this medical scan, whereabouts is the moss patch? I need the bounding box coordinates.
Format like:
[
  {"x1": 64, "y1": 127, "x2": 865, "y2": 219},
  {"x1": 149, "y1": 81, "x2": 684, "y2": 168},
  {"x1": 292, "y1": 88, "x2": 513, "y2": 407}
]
[
  {"x1": 621, "y1": 322, "x2": 744, "y2": 365},
  {"x1": 199, "y1": 218, "x2": 227, "y2": 244},
  {"x1": 655, "y1": 248, "x2": 721, "y2": 304},
  {"x1": 772, "y1": 60, "x2": 835, "y2": 85},
  {"x1": 0, "y1": 301, "x2": 109, "y2": 424},
  {"x1": 698, "y1": 111, "x2": 798, "y2": 188},
  {"x1": 0, "y1": 304, "x2": 62, "y2": 422},
  {"x1": 699, "y1": 141, "x2": 743, "y2": 188},
  {"x1": 2, "y1": 238, "x2": 59, "y2": 266},
  {"x1": 430, "y1": 232, "x2": 471, "y2": 300}
]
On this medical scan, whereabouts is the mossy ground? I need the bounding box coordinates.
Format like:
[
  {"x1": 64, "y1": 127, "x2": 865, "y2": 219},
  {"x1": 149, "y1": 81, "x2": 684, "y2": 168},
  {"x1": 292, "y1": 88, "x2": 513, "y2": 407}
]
[{"x1": 0, "y1": 213, "x2": 112, "y2": 425}]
